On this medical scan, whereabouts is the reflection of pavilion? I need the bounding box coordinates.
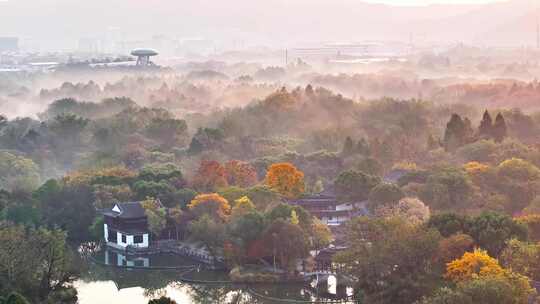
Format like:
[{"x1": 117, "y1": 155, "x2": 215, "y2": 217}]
[
  {"x1": 86, "y1": 260, "x2": 181, "y2": 292},
  {"x1": 307, "y1": 274, "x2": 353, "y2": 301},
  {"x1": 81, "y1": 258, "x2": 356, "y2": 303},
  {"x1": 103, "y1": 249, "x2": 150, "y2": 268}
]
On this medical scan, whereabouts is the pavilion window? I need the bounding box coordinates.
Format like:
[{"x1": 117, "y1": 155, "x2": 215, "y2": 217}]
[{"x1": 134, "y1": 235, "x2": 143, "y2": 244}]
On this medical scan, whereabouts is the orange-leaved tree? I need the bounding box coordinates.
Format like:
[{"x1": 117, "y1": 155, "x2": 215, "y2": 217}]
[
  {"x1": 224, "y1": 160, "x2": 258, "y2": 188},
  {"x1": 192, "y1": 160, "x2": 228, "y2": 192},
  {"x1": 187, "y1": 193, "x2": 231, "y2": 221},
  {"x1": 264, "y1": 162, "x2": 305, "y2": 199}
]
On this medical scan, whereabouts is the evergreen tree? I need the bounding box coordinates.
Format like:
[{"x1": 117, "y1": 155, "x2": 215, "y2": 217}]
[
  {"x1": 463, "y1": 117, "x2": 475, "y2": 143},
  {"x1": 443, "y1": 114, "x2": 467, "y2": 152},
  {"x1": 5, "y1": 293, "x2": 30, "y2": 304},
  {"x1": 305, "y1": 84, "x2": 314, "y2": 97},
  {"x1": 148, "y1": 297, "x2": 177, "y2": 304},
  {"x1": 493, "y1": 113, "x2": 508, "y2": 143},
  {"x1": 342, "y1": 136, "x2": 355, "y2": 156},
  {"x1": 187, "y1": 137, "x2": 203, "y2": 155},
  {"x1": 356, "y1": 138, "x2": 370, "y2": 156},
  {"x1": 478, "y1": 110, "x2": 493, "y2": 138}
]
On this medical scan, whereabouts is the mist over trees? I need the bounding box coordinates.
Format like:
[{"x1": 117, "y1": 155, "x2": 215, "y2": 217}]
[{"x1": 5, "y1": 36, "x2": 540, "y2": 303}]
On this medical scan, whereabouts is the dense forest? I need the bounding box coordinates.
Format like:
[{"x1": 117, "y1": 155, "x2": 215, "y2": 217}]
[{"x1": 3, "y1": 66, "x2": 540, "y2": 303}]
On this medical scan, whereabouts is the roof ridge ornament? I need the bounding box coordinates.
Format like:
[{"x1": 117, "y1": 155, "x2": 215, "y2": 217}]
[{"x1": 112, "y1": 204, "x2": 121, "y2": 213}]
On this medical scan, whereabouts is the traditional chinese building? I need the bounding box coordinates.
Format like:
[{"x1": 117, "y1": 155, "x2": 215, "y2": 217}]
[
  {"x1": 102, "y1": 202, "x2": 151, "y2": 250},
  {"x1": 287, "y1": 189, "x2": 368, "y2": 226}
]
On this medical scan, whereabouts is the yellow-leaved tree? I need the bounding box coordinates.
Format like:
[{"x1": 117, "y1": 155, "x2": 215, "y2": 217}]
[
  {"x1": 141, "y1": 197, "x2": 167, "y2": 238},
  {"x1": 231, "y1": 196, "x2": 256, "y2": 218},
  {"x1": 463, "y1": 161, "x2": 490, "y2": 175},
  {"x1": 463, "y1": 161, "x2": 492, "y2": 187},
  {"x1": 445, "y1": 248, "x2": 504, "y2": 282},
  {"x1": 445, "y1": 249, "x2": 535, "y2": 303},
  {"x1": 290, "y1": 210, "x2": 299, "y2": 225},
  {"x1": 188, "y1": 193, "x2": 231, "y2": 221}
]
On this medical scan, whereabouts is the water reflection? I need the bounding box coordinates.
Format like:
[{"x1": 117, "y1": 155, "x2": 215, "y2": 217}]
[{"x1": 76, "y1": 253, "x2": 357, "y2": 303}]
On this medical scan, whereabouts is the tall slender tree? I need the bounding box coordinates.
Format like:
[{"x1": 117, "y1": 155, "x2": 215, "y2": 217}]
[
  {"x1": 478, "y1": 110, "x2": 493, "y2": 138},
  {"x1": 462, "y1": 117, "x2": 475, "y2": 144},
  {"x1": 443, "y1": 114, "x2": 467, "y2": 152},
  {"x1": 356, "y1": 138, "x2": 370, "y2": 156},
  {"x1": 341, "y1": 136, "x2": 355, "y2": 156},
  {"x1": 493, "y1": 113, "x2": 508, "y2": 143}
]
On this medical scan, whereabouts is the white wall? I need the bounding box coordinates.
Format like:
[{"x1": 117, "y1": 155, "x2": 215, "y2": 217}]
[
  {"x1": 104, "y1": 222, "x2": 149, "y2": 248},
  {"x1": 103, "y1": 223, "x2": 108, "y2": 242},
  {"x1": 322, "y1": 215, "x2": 350, "y2": 226},
  {"x1": 133, "y1": 234, "x2": 149, "y2": 248},
  {"x1": 112, "y1": 231, "x2": 149, "y2": 248},
  {"x1": 336, "y1": 203, "x2": 353, "y2": 211},
  {"x1": 117, "y1": 231, "x2": 127, "y2": 247}
]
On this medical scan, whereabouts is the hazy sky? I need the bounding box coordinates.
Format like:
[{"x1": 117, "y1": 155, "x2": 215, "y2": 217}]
[
  {"x1": 0, "y1": 0, "x2": 531, "y2": 51},
  {"x1": 0, "y1": 0, "x2": 510, "y2": 4},
  {"x1": 364, "y1": 0, "x2": 504, "y2": 4}
]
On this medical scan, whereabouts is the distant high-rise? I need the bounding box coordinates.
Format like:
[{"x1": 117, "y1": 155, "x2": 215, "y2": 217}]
[
  {"x1": 78, "y1": 38, "x2": 100, "y2": 53},
  {"x1": 0, "y1": 37, "x2": 19, "y2": 52},
  {"x1": 536, "y1": 17, "x2": 540, "y2": 49}
]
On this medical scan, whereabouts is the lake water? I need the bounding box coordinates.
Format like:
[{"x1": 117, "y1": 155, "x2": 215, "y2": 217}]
[{"x1": 74, "y1": 251, "x2": 356, "y2": 304}]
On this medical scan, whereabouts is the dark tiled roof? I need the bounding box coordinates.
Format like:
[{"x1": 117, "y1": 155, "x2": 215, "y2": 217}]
[
  {"x1": 114, "y1": 227, "x2": 149, "y2": 234},
  {"x1": 103, "y1": 202, "x2": 146, "y2": 219},
  {"x1": 289, "y1": 189, "x2": 338, "y2": 205},
  {"x1": 319, "y1": 186, "x2": 336, "y2": 198},
  {"x1": 315, "y1": 246, "x2": 348, "y2": 261}
]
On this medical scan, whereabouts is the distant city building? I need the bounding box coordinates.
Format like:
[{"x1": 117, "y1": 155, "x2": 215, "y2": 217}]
[
  {"x1": 78, "y1": 38, "x2": 101, "y2": 53},
  {"x1": 178, "y1": 38, "x2": 215, "y2": 56},
  {"x1": 0, "y1": 37, "x2": 19, "y2": 52}
]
